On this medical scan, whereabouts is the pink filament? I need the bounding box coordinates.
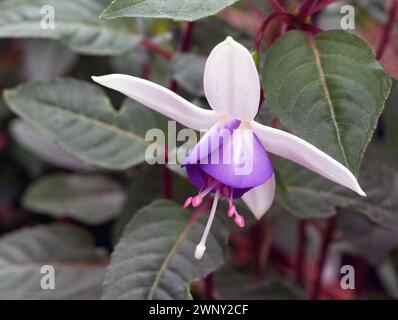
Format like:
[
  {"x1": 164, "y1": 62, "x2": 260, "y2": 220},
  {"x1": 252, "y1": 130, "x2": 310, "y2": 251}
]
[{"x1": 183, "y1": 177, "x2": 245, "y2": 229}]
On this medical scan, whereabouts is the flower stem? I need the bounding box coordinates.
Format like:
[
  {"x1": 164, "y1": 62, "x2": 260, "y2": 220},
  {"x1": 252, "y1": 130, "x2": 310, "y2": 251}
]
[
  {"x1": 268, "y1": 0, "x2": 285, "y2": 13},
  {"x1": 162, "y1": 22, "x2": 196, "y2": 199},
  {"x1": 308, "y1": 216, "x2": 336, "y2": 300},
  {"x1": 376, "y1": 0, "x2": 398, "y2": 60},
  {"x1": 141, "y1": 38, "x2": 173, "y2": 61},
  {"x1": 252, "y1": 12, "x2": 294, "y2": 51},
  {"x1": 249, "y1": 222, "x2": 262, "y2": 278},
  {"x1": 179, "y1": 22, "x2": 195, "y2": 52},
  {"x1": 297, "y1": 0, "x2": 318, "y2": 23},
  {"x1": 296, "y1": 220, "x2": 307, "y2": 285},
  {"x1": 250, "y1": 218, "x2": 276, "y2": 278},
  {"x1": 203, "y1": 273, "x2": 214, "y2": 300}
]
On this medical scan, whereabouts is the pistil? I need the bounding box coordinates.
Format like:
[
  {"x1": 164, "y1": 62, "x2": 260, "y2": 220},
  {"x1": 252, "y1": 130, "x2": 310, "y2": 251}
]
[
  {"x1": 195, "y1": 188, "x2": 221, "y2": 260},
  {"x1": 183, "y1": 177, "x2": 246, "y2": 260}
]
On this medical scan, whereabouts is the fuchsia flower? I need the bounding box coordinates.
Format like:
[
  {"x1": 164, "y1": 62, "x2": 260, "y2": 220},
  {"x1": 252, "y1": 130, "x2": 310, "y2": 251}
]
[{"x1": 92, "y1": 37, "x2": 365, "y2": 260}]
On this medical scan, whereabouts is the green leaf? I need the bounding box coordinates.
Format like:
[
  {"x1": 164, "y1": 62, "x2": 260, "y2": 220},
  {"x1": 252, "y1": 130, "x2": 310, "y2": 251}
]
[
  {"x1": 263, "y1": 30, "x2": 392, "y2": 175},
  {"x1": 215, "y1": 265, "x2": 304, "y2": 300},
  {"x1": 275, "y1": 148, "x2": 398, "y2": 229},
  {"x1": 338, "y1": 209, "x2": 398, "y2": 265},
  {"x1": 101, "y1": 0, "x2": 241, "y2": 21},
  {"x1": 4, "y1": 79, "x2": 159, "y2": 170},
  {"x1": 23, "y1": 173, "x2": 126, "y2": 225},
  {"x1": 172, "y1": 53, "x2": 206, "y2": 96},
  {"x1": 102, "y1": 199, "x2": 227, "y2": 300},
  {"x1": 0, "y1": 0, "x2": 141, "y2": 55},
  {"x1": 384, "y1": 81, "x2": 398, "y2": 160},
  {"x1": 10, "y1": 119, "x2": 96, "y2": 172},
  {"x1": 0, "y1": 224, "x2": 107, "y2": 299}
]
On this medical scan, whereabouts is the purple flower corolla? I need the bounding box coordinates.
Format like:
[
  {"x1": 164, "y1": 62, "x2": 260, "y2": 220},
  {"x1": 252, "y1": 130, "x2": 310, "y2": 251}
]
[{"x1": 92, "y1": 37, "x2": 365, "y2": 260}]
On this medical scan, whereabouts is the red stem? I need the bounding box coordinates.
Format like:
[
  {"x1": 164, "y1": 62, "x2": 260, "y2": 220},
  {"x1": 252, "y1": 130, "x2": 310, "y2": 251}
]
[
  {"x1": 308, "y1": 217, "x2": 336, "y2": 300},
  {"x1": 250, "y1": 221, "x2": 265, "y2": 278},
  {"x1": 376, "y1": 0, "x2": 398, "y2": 60},
  {"x1": 253, "y1": 12, "x2": 294, "y2": 50},
  {"x1": 296, "y1": 220, "x2": 307, "y2": 285},
  {"x1": 179, "y1": 22, "x2": 195, "y2": 52},
  {"x1": 163, "y1": 166, "x2": 173, "y2": 199},
  {"x1": 297, "y1": 0, "x2": 318, "y2": 23},
  {"x1": 203, "y1": 273, "x2": 214, "y2": 300},
  {"x1": 268, "y1": 0, "x2": 285, "y2": 12},
  {"x1": 162, "y1": 22, "x2": 196, "y2": 199},
  {"x1": 301, "y1": 22, "x2": 322, "y2": 35},
  {"x1": 141, "y1": 38, "x2": 173, "y2": 61}
]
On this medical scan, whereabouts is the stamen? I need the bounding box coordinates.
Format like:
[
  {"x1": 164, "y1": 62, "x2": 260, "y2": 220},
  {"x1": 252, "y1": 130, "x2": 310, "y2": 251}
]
[
  {"x1": 197, "y1": 180, "x2": 219, "y2": 199},
  {"x1": 183, "y1": 197, "x2": 193, "y2": 208},
  {"x1": 183, "y1": 179, "x2": 219, "y2": 209},
  {"x1": 226, "y1": 187, "x2": 245, "y2": 228},
  {"x1": 192, "y1": 196, "x2": 203, "y2": 207},
  {"x1": 195, "y1": 188, "x2": 221, "y2": 260},
  {"x1": 234, "y1": 215, "x2": 245, "y2": 228},
  {"x1": 227, "y1": 205, "x2": 236, "y2": 218}
]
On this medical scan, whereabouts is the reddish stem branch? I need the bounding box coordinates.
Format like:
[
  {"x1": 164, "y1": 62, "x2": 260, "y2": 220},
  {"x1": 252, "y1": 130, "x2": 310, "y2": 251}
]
[
  {"x1": 297, "y1": 0, "x2": 318, "y2": 22},
  {"x1": 268, "y1": 0, "x2": 285, "y2": 12},
  {"x1": 301, "y1": 22, "x2": 322, "y2": 35},
  {"x1": 253, "y1": 12, "x2": 294, "y2": 50},
  {"x1": 203, "y1": 273, "x2": 215, "y2": 300},
  {"x1": 308, "y1": 217, "x2": 336, "y2": 300},
  {"x1": 179, "y1": 22, "x2": 195, "y2": 52},
  {"x1": 376, "y1": 0, "x2": 398, "y2": 60},
  {"x1": 296, "y1": 220, "x2": 307, "y2": 285},
  {"x1": 250, "y1": 221, "x2": 264, "y2": 278},
  {"x1": 141, "y1": 38, "x2": 173, "y2": 61},
  {"x1": 162, "y1": 22, "x2": 196, "y2": 199}
]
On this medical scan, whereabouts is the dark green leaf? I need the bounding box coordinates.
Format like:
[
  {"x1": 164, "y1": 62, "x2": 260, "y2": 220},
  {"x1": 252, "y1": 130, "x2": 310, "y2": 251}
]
[
  {"x1": 10, "y1": 119, "x2": 96, "y2": 172},
  {"x1": 102, "y1": 199, "x2": 228, "y2": 299},
  {"x1": 215, "y1": 265, "x2": 304, "y2": 300},
  {"x1": 0, "y1": 224, "x2": 106, "y2": 299},
  {"x1": 275, "y1": 147, "x2": 398, "y2": 229},
  {"x1": 0, "y1": 0, "x2": 141, "y2": 55},
  {"x1": 101, "y1": 0, "x2": 242, "y2": 21},
  {"x1": 338, "y1": 209, "x2": 398, "y2": 265},
  {"x1": 4, "y1": 79, "x2": 159, "y2": 170},
  {"x1": 384, "y1": 81, "x2": 398, "y2": 160},
  {"x1": 263, "y1": 30, "x2": 391, "y2": 175},
  {"x1": 23, "y1": 173, "x2": 126, "y2": 225}
]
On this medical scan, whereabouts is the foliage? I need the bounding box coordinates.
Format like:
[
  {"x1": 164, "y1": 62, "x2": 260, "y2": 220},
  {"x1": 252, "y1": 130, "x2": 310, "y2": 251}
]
[{"x1": 0, "y1": 0, "x2": 397, "y2": 301}]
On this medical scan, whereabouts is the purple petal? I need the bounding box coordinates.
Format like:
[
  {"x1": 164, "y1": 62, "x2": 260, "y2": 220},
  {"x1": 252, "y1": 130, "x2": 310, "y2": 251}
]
[
  {"x1": 184, "y1": 126, "x2": 274, "y2": 199},
  {"x1": 199, "y1": 130, "x2": 273, "y2": 189},
  {"x1": 186, "y1": 164, "x2": 251, "y2": 198},
  {"x1": 183, "y1": 119, "x2": 240, "y2": 166}
]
